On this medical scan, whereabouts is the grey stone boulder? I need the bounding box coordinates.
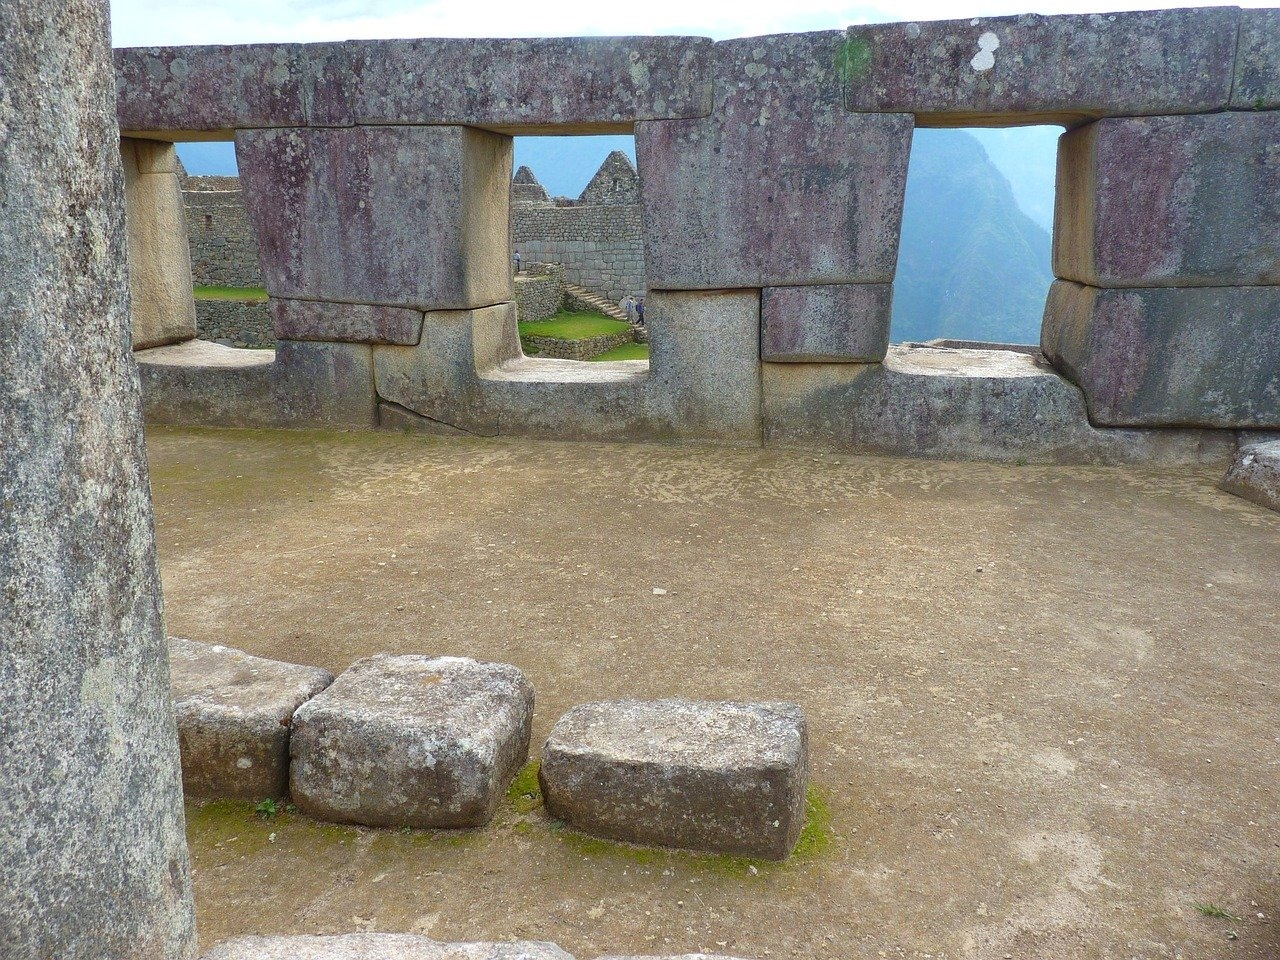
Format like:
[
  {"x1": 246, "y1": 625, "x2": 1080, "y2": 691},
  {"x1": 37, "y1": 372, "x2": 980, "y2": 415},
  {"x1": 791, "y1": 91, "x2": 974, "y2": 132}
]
[
  {"x1": 290, "y1": 655, "x2": 534, "y2": 828},
  {"x1": 201, "y1": 934, "x2": 572, "y2": 959},
  {"x1": 761, "y1": 284, "x2": 892, "y2": 362},
  {"x1": 271, "y1": 299, "x2": 425, "y2": 345},
  {"x1": 1232, "y1": 9, "x2": 1280, "y2": 111},
  {"x1": 1221, "y1": 441, "x2": 1280, "y2": 513},
  {"x1": 638, "y1": 31, "x2": 912, "y2": 289},
  {"x1": 1041, "y1": 281, "x2": 1280, "y2": 428},
  {"x1": 843, "y1": 8, "x2": 1238, "y2": 124},
  {"x1": 539, "y1": 699, "x2": 808, "y2": 860},
  {"x1": 1055, "y1": 113, "x2": 1280, "y2": 287},
  {"x1": 169, "y1": 638, "x2": 334, "y2": 800}
]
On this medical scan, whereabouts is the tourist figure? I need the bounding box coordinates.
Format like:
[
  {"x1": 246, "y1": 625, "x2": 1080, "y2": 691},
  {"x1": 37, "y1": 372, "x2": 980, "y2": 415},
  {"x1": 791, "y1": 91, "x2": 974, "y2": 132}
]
[
  {"x1": 635, "y1": 297, "x2": 645, "y2": 327},
  {"x1": 513, "y1": 250, "x2": 522, "y2": 275},
  {"x1": 621, "y1": 294, "x2": 636, "y2": 323}
]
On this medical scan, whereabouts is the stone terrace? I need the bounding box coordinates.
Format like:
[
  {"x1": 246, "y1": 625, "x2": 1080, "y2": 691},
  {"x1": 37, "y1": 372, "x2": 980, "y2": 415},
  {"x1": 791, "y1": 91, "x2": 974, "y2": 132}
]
[{"x1": 150, "y1": 427, "x2": 1280, "y2": 960}]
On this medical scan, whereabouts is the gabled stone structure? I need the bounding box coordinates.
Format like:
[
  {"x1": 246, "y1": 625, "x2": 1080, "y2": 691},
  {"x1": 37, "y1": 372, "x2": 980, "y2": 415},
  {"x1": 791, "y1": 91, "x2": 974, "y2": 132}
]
[
  {"x1": 117, "y1": 9, "x2": 1280, "y2": 462},
  {"x1": 578, "y1": 150, "x2": 640, "y2": 205},
  {"x1": 512, "y1": 164, "x2": 550, "y2": 204}
]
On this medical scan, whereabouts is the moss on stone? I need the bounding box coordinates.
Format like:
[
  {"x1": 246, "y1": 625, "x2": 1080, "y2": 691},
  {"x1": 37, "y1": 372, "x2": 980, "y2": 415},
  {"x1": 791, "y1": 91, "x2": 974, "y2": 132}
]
[
  {"x1": 836, "y1": 37, "x2": 873, "y2": 85},
  {"x1": 506, "y1": 760, "x2": 543, "y2": 813}
]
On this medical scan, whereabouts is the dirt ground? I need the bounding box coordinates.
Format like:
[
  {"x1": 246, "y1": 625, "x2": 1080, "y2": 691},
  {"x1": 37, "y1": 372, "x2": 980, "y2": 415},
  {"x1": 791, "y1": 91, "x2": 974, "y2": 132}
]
[{"x1": 146, "y1": 426, "x2": 1280, "y2": 960}]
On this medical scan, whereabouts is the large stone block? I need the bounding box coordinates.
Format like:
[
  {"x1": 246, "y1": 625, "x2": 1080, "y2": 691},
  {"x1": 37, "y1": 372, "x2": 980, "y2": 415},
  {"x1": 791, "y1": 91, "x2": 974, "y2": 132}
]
[
  {"x1": 761, "y1": 347, "x2": 1237, "y2": 464},
  {"x1": 115, "y1": 44, "x2": 306, "y2": 136},
  {"x1": 638, "y1": 32, "x2": 912, "y2": 289},
  {"x1": 272, "y1": 299, "x2": 424, "y2": 345},
  {"x1": 1, "y1": 1, "x2": 197, "y2": 955},
  {"x1": 169, "y1": 638, "x2": 333, "y2": 800},
  {"x1": 1232, "y1": 9, "x2": 1280, "y2": 111},
  {"x1": 1042, "y1": 281, "x2": 1280, "y2": 428},
  {"x1": 122, "y1": 138, "x2": 197, "y2": 349},
  {"x1": 349, "y1": 36, "x2": 713, "y2": 133},
  {"x1": 201, "y1": 935, "x2": 572, "y2": 959},
  {"x1": 643, "y1": 290, "x2": 762, "y2": 444},
  {"x1": 1220, "y1": 441, "x2": 1280, "y2": 513},
  {"x1": 539, "y1": 699, "x2": 808, "y2": 860},
  {"x1": 761, "y1": 284, "x2": 891, "y2": 362},
  {"x1": 236, "y1": 126, "x2": 511, "y2": 309},
  {"x1": 843, "y1": 8, "x2": 1238, "y2": 125},
  {"x1": 1055, "y1": 113, "x2": 1280, "y2": 287},
  {"x1": 290, "y1": 655, "x2": 534, "y2": 828}
]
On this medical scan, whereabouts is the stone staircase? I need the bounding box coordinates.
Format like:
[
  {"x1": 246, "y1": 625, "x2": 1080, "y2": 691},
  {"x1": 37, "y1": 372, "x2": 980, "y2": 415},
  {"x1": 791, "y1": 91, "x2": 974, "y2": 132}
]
[{"x1": 563, "y1": 282, "x2": 629, "y2": 322}]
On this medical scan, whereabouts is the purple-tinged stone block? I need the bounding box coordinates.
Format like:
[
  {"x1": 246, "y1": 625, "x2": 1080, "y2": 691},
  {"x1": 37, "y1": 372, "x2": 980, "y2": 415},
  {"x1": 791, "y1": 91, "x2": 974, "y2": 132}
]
[
  {"x1": 762, "y1": 284, "x2": 892, "y2": 362},
  {"x1": 1055, "y1": 113, "x2": 1280, "y2": 288},
  {"x1": 638, "y1": 31, "x2": 912, "y2": 290},
  {"x1": 272, "y1": 299, "x2": 424, "y2": 345},
  {"x1": 843, "y1": 8, "x2": 1238, "y2": 126}
]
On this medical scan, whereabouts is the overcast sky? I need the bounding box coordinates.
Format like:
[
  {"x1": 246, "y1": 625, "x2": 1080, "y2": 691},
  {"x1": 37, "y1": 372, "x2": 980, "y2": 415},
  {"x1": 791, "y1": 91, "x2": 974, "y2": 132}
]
[{"x1": 109, "y1": 0, "x2": 1264, "y2": 48}]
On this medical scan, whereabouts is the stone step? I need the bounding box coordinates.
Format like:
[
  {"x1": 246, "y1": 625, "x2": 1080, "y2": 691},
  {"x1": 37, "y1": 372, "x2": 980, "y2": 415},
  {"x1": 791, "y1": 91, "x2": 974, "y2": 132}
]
[{"x1": 563, "y1": 282, "x2": 630, "y2": 323}]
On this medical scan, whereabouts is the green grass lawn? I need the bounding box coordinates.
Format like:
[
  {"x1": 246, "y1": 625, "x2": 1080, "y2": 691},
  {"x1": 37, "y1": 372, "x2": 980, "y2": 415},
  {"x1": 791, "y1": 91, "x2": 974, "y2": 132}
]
[
  {"x1": 589, "y1": 342, "x2": 650, "y2": 361},
  {"x1": 517, "y1": 311, "x2": 630, "y2": 341},
  {"x1": 193, "y1": 285, "x2": 269, "y2": 302}
]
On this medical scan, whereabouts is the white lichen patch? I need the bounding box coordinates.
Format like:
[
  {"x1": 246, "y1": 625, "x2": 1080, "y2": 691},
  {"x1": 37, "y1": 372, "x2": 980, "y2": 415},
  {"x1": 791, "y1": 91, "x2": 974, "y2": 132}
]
[{"x1": 971, "y1": 31, "x2": 1000, "y2": 71}]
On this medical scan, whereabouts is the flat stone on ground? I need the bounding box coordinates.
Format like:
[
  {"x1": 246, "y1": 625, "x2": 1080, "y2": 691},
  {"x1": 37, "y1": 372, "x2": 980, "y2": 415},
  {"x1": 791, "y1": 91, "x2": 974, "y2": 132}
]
[
  {"x1": 539, "y1": 699, "x2": 808, "y2": 860},
  {"x1": 290, "y1": 655, "x2": 534, "y2": 828},
  {"x1": 200, "y1": 934, "x2": 572, "y2": 959},
  {"x1": 170, "y1": 637, "x2": 334, "y2": 800},
  {"x1": 1220, "y1": 441, "x2": 1280, "y2": 513}
]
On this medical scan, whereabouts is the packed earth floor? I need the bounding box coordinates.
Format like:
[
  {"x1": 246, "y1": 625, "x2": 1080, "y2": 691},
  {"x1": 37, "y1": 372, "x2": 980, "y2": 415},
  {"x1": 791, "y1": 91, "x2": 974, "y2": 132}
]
[{"x1": 146, "y1": 427, "x2": 1280, "y2": 960}]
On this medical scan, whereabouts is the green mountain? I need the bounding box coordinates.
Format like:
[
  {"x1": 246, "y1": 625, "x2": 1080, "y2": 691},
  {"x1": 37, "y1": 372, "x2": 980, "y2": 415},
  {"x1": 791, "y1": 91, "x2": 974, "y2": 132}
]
[{"x1": 892, "y1": 129, "x2": 1054, "y2": 345}]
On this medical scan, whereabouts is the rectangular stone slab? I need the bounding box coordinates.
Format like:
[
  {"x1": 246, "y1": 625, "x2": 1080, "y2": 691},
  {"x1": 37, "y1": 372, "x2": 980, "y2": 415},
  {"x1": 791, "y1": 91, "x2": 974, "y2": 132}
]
[
  {"x1": 843, "y1": 8, "x2": 1238, "y2": 126},
  {"x1": 200, "y1": 935, "x2": 573, "y2": 959},
  {"x1": 115, "y1": 44, "x2": 306, "y2": 136},
  {"x1": 122, "y1": 139, "x2": 197, "y2": 349},
  {"x1": 1041, "y1": 281, "x2": 1280, "y2": 428},
  {"x1": 638, "y1": 31, "x2": 912, "y2": 289},
  {"x1": 539, "y1": 699, "x2": 808, "y2": 860},
  {"x1": 1232, "y1": 9, "x2": 1280, "y2": 111},
  {"x1": 169, "y1": 638, "x2": 333, "y2": 800},
  {"x1": 761, "y1": 284, "x2": 892, "y2": 362},
  {"x1": 1220, "y1": 441, "x2": 1280, "y2": 513},
  {"x1": 236, "y1": 126, "x2": 511, "y2": 310},
  {"x1": 1055, "y1": 113, "x2": 1280, "y2": 287},
  {"x1": 271, "y1": 299, "x2": 425, "y2": 345},
  {"x1": 290, "y1": 655, "x2": 534, "y2": 828},
  {"x1": 348, "y1": 36, "x2": 714, "y2": 133}
]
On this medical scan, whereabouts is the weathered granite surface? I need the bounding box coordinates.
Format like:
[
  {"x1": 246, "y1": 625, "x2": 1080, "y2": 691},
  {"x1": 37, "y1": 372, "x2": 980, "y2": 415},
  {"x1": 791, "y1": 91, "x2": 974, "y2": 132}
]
[
  {"x1": 762, "y1": 346, "x2": 1238, "y2": 464},
  {"x1": 843, "y1": 8, "x2": 1239, "y2": 125},
  {"x1": 638, "y1": 32, "x2": 912, "y2": 289},
  {"x1": 540, "y1": 699, "x2": 808, "y2": 860},
  {"x1": 1041, "y1": 281, "x2": 1280, "y2": 428},
  {"x1": 169, "y1": 638, "x2": 333, "y2": 800},
  {"x1": 201, "y1": 935, "x2": 573, "y2": 960},
  {"x1": 290, "y1": 655, "x2": 534, "y2": 828},
  {"x1": 236, "y1": 126, "x2": 511, "y2": 309},
  {"x1": 116, "y1": 43, "x2": 307, "y2": 135},
  {"x1": 598, "y1": 956, "x2": 748, "y2": 960},
  {"x1": 349, "y1": 36, "x2": 714, "y2": 133},
  {"x1": 0, "y1": 1, "x2": 197, "y2": 956},
  {"x1": 1220, "y1": 441, "x2": 1280, "y2": 513},
  {"x1": 122, "y1": 138, "x2": 197, "y2": 349},
  {"x1": 761, "y1": 284, "x2": 892, "y2": 362},
  {"x1": 1055, "y1": 113, "x2": 1280, "y2": 287},
  {"x1": 1232, "y1": 9, "x2": 1280, "y2": 111},
  {"x1": 272, "y1": 299, "x2": 425, "y2": 345},
  {"x1": 138, "y1": 339, "x2": 377, "y2": 429}
]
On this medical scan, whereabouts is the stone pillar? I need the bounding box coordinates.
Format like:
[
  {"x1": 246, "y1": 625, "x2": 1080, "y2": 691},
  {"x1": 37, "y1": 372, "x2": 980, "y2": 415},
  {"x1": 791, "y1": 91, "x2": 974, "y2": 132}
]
[
  {"x1": 0, "y1": 1, "x2": 198, "y2": 958},
  {"x1": 122, "y1": 138, "x2": 199, "y2": 350}
]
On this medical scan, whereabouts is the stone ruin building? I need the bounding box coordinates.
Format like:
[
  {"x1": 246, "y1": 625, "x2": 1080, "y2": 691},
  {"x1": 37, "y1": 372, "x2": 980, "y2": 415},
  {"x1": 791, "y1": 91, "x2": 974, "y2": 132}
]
[{"x1": 3, "y1": 0, "x2": 1279, "y2": 958}]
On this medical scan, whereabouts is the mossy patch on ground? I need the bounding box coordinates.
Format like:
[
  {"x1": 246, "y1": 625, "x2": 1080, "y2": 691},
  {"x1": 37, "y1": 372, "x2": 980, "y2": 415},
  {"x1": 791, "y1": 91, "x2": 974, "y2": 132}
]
[
  {"x1": 518, "y1": 311, "x2": 630, "y2": 341},
  {"x1": 589, "y1": 342, "x2": 649, "y2": 361},
  {"x1": 506, "y1": 760, "x2": 543, "y2": 814}
]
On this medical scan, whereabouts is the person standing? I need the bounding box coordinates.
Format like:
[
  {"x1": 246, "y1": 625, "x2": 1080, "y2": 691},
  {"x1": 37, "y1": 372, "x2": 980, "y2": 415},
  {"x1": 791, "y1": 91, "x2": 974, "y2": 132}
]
[
  {"x1": 621, "y1": 294, "x2": 635, "y2": 323},
  {"x1": 513, "y1": 250, "x2": 523, "y2": 275},
  {"x1": 635, "y1": 297, "x2": 646, "y2": 327}
]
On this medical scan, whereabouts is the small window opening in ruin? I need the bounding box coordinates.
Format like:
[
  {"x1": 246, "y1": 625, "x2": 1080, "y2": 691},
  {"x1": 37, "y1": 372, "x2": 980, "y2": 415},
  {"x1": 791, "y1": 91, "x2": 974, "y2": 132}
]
[
  {"x1": 510, "y1": 134, "x2": 648, "y2": 366},
  {"x1": 890, "y1": 126, "x2": 1060, "y2": 351},
  {"x1": 173, "y1": 140, "x2": 273, "y2": 351}
]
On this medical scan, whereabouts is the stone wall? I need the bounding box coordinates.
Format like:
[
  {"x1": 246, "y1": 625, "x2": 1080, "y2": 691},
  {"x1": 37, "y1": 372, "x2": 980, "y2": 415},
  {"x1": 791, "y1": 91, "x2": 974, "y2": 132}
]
[
  {"x1": 184, "y1": 178, "x2": 265, "y2": 288},
  {"x1": 512, "y1": 204, "x2": 644, "y2": 304},
  {"x1": 514, "y1": 262, "x2": 565, "y2": 322},
  {"x1": 521, "y1": 329, "x2": 633, "y2": 361},
  {"x1": 196, "y1": 299, "x2": 274, "y2": 348},
  {"x1": 119, "y1": 14, "x2": 1280, "y2": 461}
]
